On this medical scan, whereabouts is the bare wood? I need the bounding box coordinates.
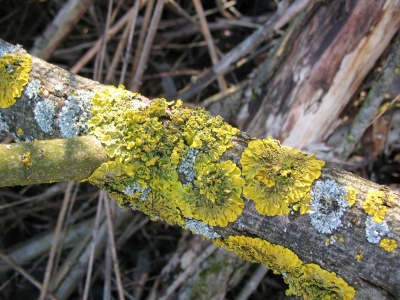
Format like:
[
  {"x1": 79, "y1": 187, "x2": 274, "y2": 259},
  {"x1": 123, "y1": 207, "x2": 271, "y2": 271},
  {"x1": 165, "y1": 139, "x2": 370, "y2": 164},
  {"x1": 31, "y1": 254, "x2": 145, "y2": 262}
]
[
  {"x1": 244, "y1": 0, "x2": 400, "y2": 149},
  {"x1": 328, "y1": 37, "x2": 400, "y2": 162}
]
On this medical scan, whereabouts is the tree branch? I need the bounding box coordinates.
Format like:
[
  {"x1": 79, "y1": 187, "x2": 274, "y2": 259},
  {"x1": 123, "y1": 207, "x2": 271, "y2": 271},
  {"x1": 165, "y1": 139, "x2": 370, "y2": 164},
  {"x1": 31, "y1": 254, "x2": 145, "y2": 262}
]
[
  {"x1": 0, "y1": 38, "x2": 399, "y2": 300},
  {"x1": 0, "y1": 136, "x2": 107, "y2": 187}
]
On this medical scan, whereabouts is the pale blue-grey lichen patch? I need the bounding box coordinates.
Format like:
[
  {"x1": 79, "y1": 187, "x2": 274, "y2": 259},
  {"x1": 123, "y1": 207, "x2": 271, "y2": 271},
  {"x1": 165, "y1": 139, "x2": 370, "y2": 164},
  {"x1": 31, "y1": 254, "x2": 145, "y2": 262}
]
[
  {"x1": 365, "y1": 216, "x2": 393, "y2": 244},
  {"x1": 25, "y1": 79, "x2": 41, "y2": 102},
  {"x1": 122, "y1": 182, "x2": 152, "y2": 201},
  {"x1": 185, "y1": 219, "x2": 221, "y2": 239},
  {"x1": 307, "y1": 179, "x2": 348, "y2": 234},
  {"x1": 34, "y1": 99, "x2": 55, "y2": 133},
  {"x1": 0, "y1": 112, "x2": 9, "y2": 134},
  {"x1": 177, "y1": 148, "x2": 199, "y2": 186},
  {"x1": 58, "y1": 92, "x2": 93, "y2": 138}
]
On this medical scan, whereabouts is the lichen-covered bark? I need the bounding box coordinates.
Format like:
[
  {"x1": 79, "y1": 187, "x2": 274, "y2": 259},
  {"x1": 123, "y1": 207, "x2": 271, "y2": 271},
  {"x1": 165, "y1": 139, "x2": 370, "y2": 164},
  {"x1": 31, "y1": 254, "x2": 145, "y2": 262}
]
[
  {"x1": 0, "y1": 136, "x2": 108, "y2": 186},
  {"x1": 0, "y1": 38, "x2": 104, "y2": 141},
  {"x1": 1, "y1": 38, "x2": 399, "y2": 299}
]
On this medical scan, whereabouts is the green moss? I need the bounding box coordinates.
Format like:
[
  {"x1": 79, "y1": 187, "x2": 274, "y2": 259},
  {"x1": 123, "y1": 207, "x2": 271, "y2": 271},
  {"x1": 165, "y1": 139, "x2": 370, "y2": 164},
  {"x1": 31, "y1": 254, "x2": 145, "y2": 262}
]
[
  {"x1": 240, "y1": 137, "x2": 325, "y2": 216},
  {"x1": 86, "y1": 85, "x2": 240, "y2": 227},
  {"x1": 0, "y1": 53, "x2": 32, "y2": 108},
  {"x1": 214, "y1": 236, "x2": 355, "y2": 300}
]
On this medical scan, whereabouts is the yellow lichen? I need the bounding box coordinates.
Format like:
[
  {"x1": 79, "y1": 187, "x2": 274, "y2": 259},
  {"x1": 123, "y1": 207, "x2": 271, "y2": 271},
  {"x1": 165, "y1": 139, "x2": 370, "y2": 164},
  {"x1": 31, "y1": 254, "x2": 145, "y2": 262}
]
[
  {"x1": 339, "y1": 237, "x2": 345, "y2": 243},
  {"x1": 355, "y1": 251, "x2": 363, "y2": 262},
  {"x1": 379, "y1": 239, "x2": 398, "y2": 253},
  {"x1": 16, "y1": 128, "x2": 23, "y2": 135},
  {"x1": 22, "y1": 152, "x2": 32, "y2": 167},
  {"x1": 86, "y1": 85, "x2": 240, "y2": 227},
  {"x1": 362, "y1": 190, "x2": 390, "y2": 223},
  {"x1": 241, "y1": 137, "x2": 325, "y2": 216},
  {"x1": 0, "y1": 53, "x2": 32, "y2": 108},
  {"x1": 173, "y1": 160, "x2": 245, "y2": 226},
  {"x1": 344, "y1": 187, "x2": 357, "y2": 207},
  {"x1": 214, "y1": 236, "x2": 355, "y2": 300}
]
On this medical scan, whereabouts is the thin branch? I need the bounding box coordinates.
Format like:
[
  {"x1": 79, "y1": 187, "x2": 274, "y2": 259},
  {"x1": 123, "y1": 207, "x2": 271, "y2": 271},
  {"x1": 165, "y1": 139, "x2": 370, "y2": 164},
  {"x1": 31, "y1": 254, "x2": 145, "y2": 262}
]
[
  {"x1": 235, "y1": 265, "x2": 269, "y2": 300},
  {"x1": 120, "y1": 0, "x2": 142, "y2": 84},
  {"x1": 129, "y1": 0, "x2": 155, "y2": 89},
  {"x1": 158, "y1": 244, "x2": 218, "y2": 300},
  {"x1": 131, "y1": 0, "x2": 165, "y2": 91},
  {"x1": 0, "y1": 251, "x2": 60, "y2": 300},
  {"x1": 82, "y1": 191, "x2": 103, "y2": 300},
  {"x1": 193, "y1": 0, "x2": 227, "y2": 92},
  {"x1": 0, "y1": 137, "x2": 108, "y2": 187},
  {"x1": 39, "y1": 181, "x2": 74, "y2": 300},
  {"x1": 103, "y1": 192, "x2": 125, "y2": 300},
  {"x1": 30, "y1": 0, "x2": 95, "y2": 60}
]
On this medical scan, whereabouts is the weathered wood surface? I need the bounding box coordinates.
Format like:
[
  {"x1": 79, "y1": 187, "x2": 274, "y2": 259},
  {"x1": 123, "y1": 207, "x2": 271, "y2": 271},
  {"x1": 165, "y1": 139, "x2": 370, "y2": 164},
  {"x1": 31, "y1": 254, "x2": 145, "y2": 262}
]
[{"x1": 240, "y1": 0, "x2": 400, "y2": 149}]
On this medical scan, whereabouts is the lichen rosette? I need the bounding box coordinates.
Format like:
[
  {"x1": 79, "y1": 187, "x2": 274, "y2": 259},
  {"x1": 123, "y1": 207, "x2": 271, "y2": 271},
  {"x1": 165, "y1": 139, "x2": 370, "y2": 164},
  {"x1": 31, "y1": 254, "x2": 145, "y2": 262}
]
[
  {"x1": 241, "y1": 137, "x2": 325, "y2": 216},
  {"x1": 87, "y1": 87, "x2": 242, "y2": 227},
  {"x1": 0, "y1": 53, "x2": 32, "y2": 108},
  {"x1": 362, "y1": 190, "x2": 391, "y2": 224},
  {"x1": 173, "y1": 160, "x2": 245, "y2": 227}
]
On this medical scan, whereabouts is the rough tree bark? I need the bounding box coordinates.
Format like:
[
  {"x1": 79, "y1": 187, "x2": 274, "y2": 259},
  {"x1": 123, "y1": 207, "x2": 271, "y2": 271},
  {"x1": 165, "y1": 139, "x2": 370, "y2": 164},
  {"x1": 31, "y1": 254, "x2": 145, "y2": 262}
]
[{"x1": 0, "y1": 38, "x2": 399, "y2": 300}]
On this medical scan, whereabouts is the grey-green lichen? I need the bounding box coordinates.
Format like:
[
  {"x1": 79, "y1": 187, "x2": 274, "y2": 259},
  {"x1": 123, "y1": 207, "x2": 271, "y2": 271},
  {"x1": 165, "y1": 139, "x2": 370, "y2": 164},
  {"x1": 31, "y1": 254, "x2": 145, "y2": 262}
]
[
  {"x1": 185, "y1": 219, "x2": 221, "y2": 239},
  {"x1": 0, "y1": 112, "x2": 9, "y2": 134},
  {"x1": 307, "y1": 179, "x2": 349, "y2": 234},
  {"x1": 33, "y1": 99, "x2": 55, "y2": 133},
  {"x1": 365, "y1": 216, "x2": 393, "y2": 244},
  {"x1": 24, "y1": 78, "x2": 41, "y2": 104},
  {"x1": 58, "y1": 91, "x2": 93, "y2": 138}
]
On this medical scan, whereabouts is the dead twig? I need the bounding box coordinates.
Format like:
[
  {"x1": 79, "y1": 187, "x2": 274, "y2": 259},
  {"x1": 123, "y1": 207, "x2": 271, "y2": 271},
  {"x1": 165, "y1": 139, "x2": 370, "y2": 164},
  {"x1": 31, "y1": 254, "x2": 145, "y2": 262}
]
[
  {"x1": 39, "y1": 181, "x2": 75, "y2": 300},
  {"x1": 82, "y1": 191, "x2": 104, "y2": 300},
  {"x1": 103, "y1": 192, "x2": 125, "y2": 300},
  {"x1": 129, "y1": 0, "x2": 155, "y2": 90},
  {"x1": 193, "y1": 0, "x2": 227, "y2": 92},
  {"x1": 0, "y1": 251, "x2": 60, "y2": 300},
  {"x1": 158, "y1": 244, "x2": 217, "y2": 300},
  {"x1": 131, "y1": 0, "x2": 165, "y2": 91},
  {"x1": 235, "y1": 265, "x2": 269, "y2": 300}
]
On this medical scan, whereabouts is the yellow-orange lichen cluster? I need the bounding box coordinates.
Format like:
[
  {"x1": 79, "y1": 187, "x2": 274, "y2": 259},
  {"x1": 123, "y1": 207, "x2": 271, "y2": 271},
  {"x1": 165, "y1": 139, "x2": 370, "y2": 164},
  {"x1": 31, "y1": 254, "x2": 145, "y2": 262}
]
[
  {"x1": 86, "y1": 85, "x2": 242, "y2": 227},
  {"x1": 379, "y1": 238, "x2": 398, "y2": 253},
  {"x1": 344, "y1": 187, "x2": 357, "y2": 207},
  {"x1": 85, "y1": 85, "x2": 358, "y2": 299},
  {"x1": 241, "y1": 137, "x2": 325, "y2": 216},
  {"x1": 214, "y1": 236, "x2": 355, "y2": 300},
  {"x1": 0, "y1": 53, "x2": 31, "y2": 108},
  {"x1": 362, "y1": 190, "x2": 393, "y2": 223}
]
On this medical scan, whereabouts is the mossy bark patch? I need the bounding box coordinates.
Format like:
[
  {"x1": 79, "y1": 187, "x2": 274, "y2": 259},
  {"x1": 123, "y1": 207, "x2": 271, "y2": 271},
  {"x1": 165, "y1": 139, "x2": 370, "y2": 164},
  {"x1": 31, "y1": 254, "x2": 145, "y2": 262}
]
[{"x1": 0, "y1": 136, "x2": 108, "y2": 186}]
